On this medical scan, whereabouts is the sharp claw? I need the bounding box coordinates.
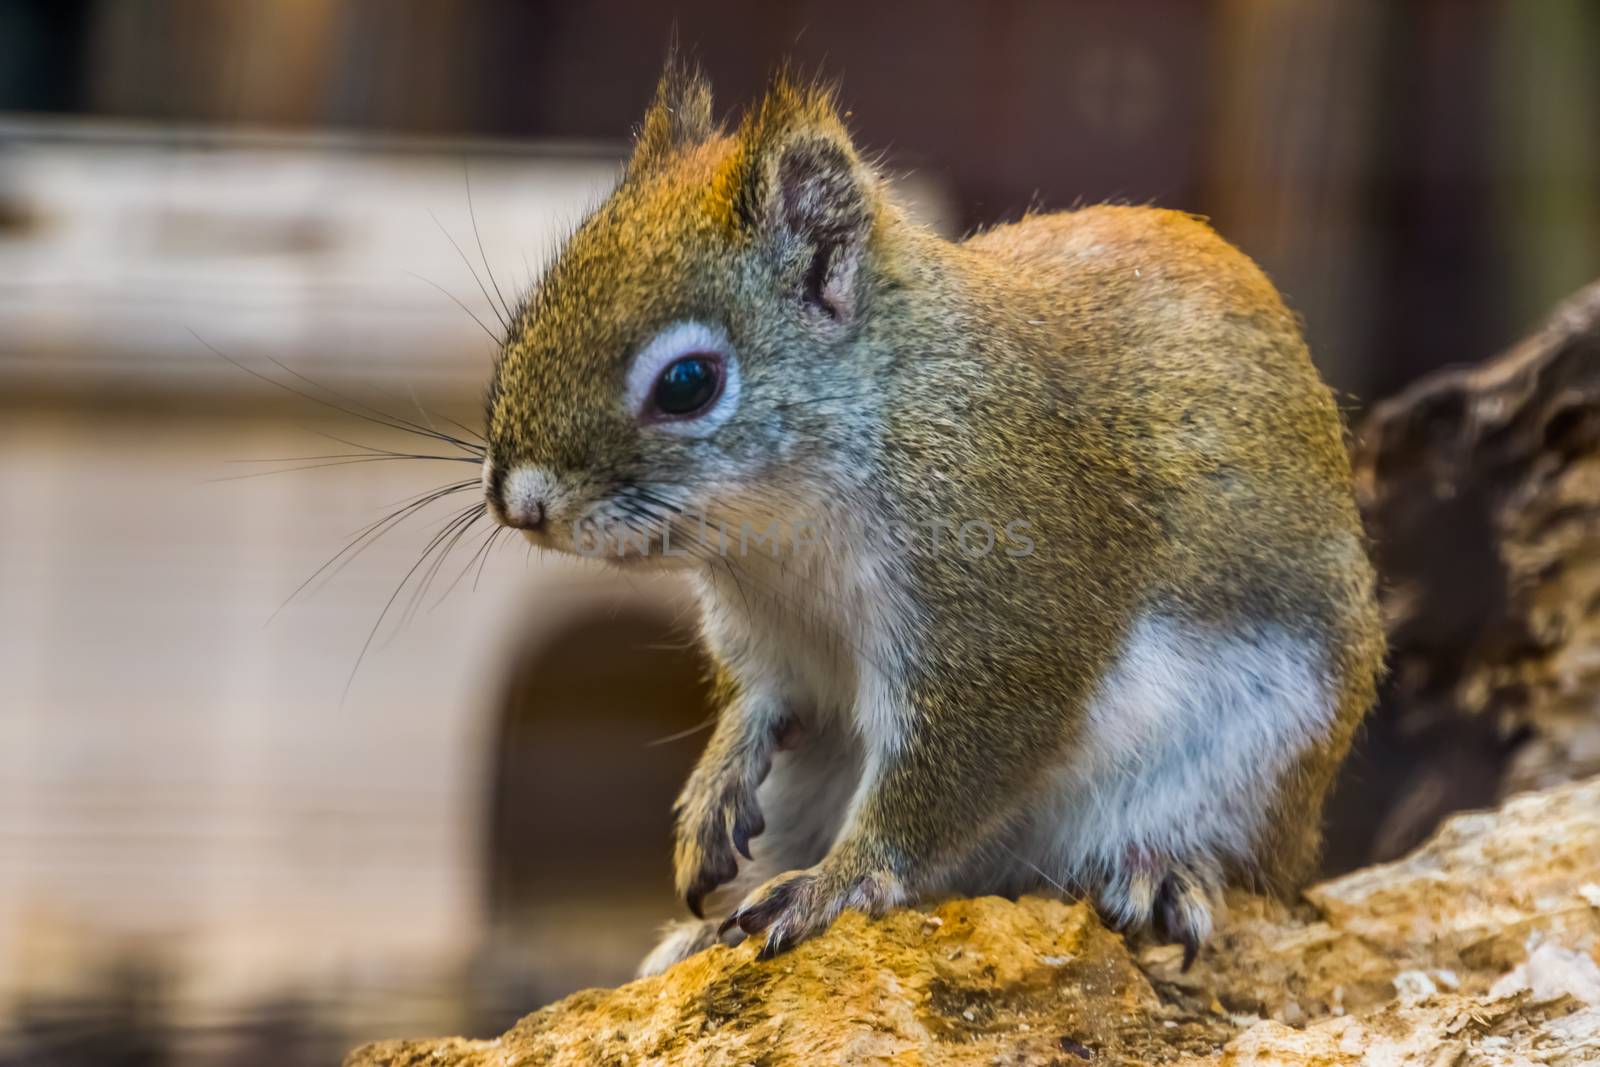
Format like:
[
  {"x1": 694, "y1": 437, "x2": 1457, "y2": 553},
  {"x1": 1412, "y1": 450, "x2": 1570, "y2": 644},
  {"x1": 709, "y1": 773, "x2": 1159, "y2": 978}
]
[
  {"x1": 1153, "y1": 872, "x2": 1204, "y2": 971},
  {"x1": 731, "y1": 804, "x2": 764, "y2": 862},
  {"x1": 686, "y1": 891, "x2": 705, "y2": 920},
  {"x1": 756, "y1": 931, "x2": 788, "y2": 960},
  {"x1": 735, "y1": 876, "x2": 802, "y2": 935},
  {"x1": 717, "y1": 912, "x2": 740, "y2": 937}
]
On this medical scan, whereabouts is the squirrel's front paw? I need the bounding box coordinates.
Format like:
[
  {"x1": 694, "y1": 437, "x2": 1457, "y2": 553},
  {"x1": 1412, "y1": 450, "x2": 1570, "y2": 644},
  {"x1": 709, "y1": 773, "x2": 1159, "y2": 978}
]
[
  {"x1": 672, "y1": 763, "x2": 767, "y2": 917},
  {"x1": 720, "y1": 860, "x2": 903, "y2": 959}
]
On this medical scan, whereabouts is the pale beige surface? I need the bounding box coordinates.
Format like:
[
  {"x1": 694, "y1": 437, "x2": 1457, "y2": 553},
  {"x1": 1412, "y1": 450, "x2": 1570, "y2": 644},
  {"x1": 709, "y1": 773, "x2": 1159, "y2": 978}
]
[
  {"x1": 0, "y1": 122, "x2": 644, "y2": 1016},
  {"x1": 0, "y1": 407, "x2": 596, "y2": 1000}
]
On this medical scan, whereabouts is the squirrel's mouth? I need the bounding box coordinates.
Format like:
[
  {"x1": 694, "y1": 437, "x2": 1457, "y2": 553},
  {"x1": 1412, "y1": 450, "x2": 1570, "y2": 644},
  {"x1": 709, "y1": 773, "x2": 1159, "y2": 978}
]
[{"x1": 509, "y1": 513, "x2": 695, "y2": 571}]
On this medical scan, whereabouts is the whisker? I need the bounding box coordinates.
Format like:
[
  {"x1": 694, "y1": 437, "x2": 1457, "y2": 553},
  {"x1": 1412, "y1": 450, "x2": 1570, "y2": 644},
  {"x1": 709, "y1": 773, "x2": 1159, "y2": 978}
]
[
  {"x1": 999, "y1": 844, "x2": 1070, "y2": 896},
  {"x1": 209, "y1": 455, "x2": 475, "y2": 483},
  {"x1": 361, "y1": 478, "x2": 484, "y2": 531},
  {"x1": 290, "y1": 424, "x2": 482, "y2": 462},
  {"x1": 773, "y1": 392, "x2": 864, "y2": 410},
  {"x1": 464, "y1": 165, "x2": 516, "y2": 329},
  {"x1": 405, "y1": 269, "x2": 503, "y2": 346},
  {"x1": 645, "y1": 715, "x2": 716, "y2": 747},
  {"x1": 260, "y1": 352, "x2": 485, "y2": 455},
  {"x1": 430, "y1": 410, "x2": 488, "y2": 446},
  {"x1": 324, "y1": 488, "x2": 481, "y2": 607},
  {"x1": 227, "y1": 452, "x2": 468, "y2": 464},
  {"x1": 345, "y1": 502, "x2": 486, "y2": 702},
  {"x1": 429, "y1": 209, "x2": 510, "y2": 334},
  {"x1": 434, "y1": 522, "x2": 505, "y2": 608},
  {"x1": 195, "y1": 331, "x2": 486, "y2": 458},
  {"x1": 269, "y1": 478, "x2": 480, "y2": 623},
  {"x1": 399, "y1": 503, "x2": 487, "y2": 629},
  {"x1": 475, "y1": 525, "x2": 512, "y2": 591}
]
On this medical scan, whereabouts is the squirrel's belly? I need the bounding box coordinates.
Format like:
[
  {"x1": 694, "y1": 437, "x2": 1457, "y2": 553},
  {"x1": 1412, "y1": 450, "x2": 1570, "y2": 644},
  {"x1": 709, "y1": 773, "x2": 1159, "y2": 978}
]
[{"x1": 989, "y1": 611, "x2": 1337, "y2": 886}]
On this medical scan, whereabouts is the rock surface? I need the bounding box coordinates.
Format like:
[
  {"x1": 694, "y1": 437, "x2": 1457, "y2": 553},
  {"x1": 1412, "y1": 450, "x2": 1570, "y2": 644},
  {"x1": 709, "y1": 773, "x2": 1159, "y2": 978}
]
[{"x1": 348, "y1": 776, "x2": 1600, "y2": 1066}]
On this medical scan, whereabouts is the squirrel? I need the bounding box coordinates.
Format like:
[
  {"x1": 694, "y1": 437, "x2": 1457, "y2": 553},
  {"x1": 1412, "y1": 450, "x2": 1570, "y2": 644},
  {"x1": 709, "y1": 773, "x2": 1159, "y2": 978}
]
[{"x1": 482, "y1": 57, "x2": 1385, "y2": 975}]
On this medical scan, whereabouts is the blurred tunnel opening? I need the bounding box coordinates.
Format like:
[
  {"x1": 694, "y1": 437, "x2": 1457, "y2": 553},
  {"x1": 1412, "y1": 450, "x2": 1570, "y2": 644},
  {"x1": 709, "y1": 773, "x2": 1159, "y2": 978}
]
[{"x1": 480, "y1": 601, "x2": 714, "y2": 1001}]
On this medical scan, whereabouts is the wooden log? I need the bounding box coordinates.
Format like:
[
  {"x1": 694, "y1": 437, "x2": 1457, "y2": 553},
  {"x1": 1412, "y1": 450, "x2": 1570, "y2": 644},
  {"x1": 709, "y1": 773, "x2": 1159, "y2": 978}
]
[{"x1": 1329, "y1": 279, "x2": 1600, "y2": 870}]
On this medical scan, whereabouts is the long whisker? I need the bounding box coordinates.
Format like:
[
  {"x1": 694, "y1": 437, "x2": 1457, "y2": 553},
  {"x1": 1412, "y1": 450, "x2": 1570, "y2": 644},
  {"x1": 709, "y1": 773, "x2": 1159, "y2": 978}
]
[
  {"x1": 430, "y1": 410, "x2": 488, "y2": 446},
  {"x1": 345, "y1": 502, "x2": 487, "y2": 702},
  {"x1": 329, "y1": 481, "x2": 483, "y2": 577},
  {"x1": 269, "y1": 478, "x2": 480, "y2": 623},
  {"x1": 260, "y1": 352, "x2": 485, "y2": 456},
  {"x1": 433, "y1": 522, "x2": 508, "y2": 608},
  {"x1": 430, "y1": 209, "x2": 510, "y2": 334},
  {"x1": 228, "y1": 452, "x2": 470, "y2": 464},
  {"x1": 290, "y1": 424, "x2": 482, "y2": 461},
  {"x1": 465, "y1": 165, "x2": 516, "y2": 329},
  {"x1": 209, "y1": 455, "x2": 476, "y2": 483},
  {"x1": 399, "y1": 503, "x2": 488, "y2": 630},
  {"x1": 475, "y1": 525, "x2": 512, "y2": 591},
  {"x1": 195, "y1": 332, "x2": 485, "y2": 458},
  {"x1": 405, "y1": 269, "x2": 503, "y2": 346},
  {"x1": 646, "y1": 715, "x2": 716, "y2": 747}
]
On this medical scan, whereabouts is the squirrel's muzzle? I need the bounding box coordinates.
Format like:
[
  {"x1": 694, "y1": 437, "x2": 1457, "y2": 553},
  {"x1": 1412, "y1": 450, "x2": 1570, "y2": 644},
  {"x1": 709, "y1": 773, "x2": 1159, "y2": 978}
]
[{"x1": 491, "y1": 463, "x2": 550, "y2": 533}]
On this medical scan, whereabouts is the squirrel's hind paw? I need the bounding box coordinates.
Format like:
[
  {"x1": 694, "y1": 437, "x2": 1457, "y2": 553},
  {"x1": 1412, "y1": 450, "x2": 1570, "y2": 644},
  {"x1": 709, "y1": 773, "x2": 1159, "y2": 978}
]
[
  {"x1": 1093, "y1": 853, "x2": 1217, "y2": 971},
  {"x1": 1153, "y1": 869, "x2": 1213, "y2": 970},
  {"x1": 636, "y1": 919, "x2": 730, "y2": 978}
]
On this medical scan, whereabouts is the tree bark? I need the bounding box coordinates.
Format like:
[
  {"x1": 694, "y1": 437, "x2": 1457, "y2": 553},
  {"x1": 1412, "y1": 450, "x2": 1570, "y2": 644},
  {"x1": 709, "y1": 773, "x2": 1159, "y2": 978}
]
[{"x1": 1326, "y1": 278, "x2": 1600, "y2": 871}]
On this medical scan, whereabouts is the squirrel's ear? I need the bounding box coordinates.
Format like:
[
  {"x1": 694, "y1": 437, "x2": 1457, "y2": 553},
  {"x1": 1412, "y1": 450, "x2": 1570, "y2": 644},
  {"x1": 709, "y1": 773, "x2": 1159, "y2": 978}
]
[
  {"x1": 629, "y1": 51, "x2": 717, "y2": 176},
  {"x1": 733, "y1": 78, "x2": 876, "y2": 323}
]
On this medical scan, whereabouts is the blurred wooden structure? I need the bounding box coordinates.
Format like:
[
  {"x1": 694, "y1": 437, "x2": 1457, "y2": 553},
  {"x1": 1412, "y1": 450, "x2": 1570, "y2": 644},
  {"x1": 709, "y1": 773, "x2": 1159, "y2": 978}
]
[{"x1": 0, "y1": 120, "x2": 708, "y2": 1045}]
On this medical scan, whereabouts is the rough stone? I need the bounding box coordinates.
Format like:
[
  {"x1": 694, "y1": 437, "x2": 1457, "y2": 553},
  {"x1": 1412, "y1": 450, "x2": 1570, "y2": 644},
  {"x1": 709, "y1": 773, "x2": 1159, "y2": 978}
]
[{"x1": 348, "y1": 776, "x2": 1600, "y2": 1066}]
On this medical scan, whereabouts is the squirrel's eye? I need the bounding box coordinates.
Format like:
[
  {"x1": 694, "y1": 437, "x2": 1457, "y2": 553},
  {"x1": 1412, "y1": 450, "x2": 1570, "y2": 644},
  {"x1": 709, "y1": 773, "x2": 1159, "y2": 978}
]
[{"x1": 651, "y1": 354, "x2": 722, "y2": 418}]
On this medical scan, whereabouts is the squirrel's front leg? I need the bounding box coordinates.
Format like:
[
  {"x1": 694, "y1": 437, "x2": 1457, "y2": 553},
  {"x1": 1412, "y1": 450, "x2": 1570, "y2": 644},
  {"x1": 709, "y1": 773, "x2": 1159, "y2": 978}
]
[
  {"x1": 720, "y1": 837, "x2": 905, "y2": 958},
  {"x1": 672, "y1": 684, "x2": 793, "y2": 918},
  {"x1": 724, "y1": 693, "x2": 1029, "y2": 958}
]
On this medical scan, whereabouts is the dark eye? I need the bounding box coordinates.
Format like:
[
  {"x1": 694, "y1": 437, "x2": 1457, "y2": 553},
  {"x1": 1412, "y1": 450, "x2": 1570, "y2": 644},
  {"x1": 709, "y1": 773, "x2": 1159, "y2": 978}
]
[{"x1": 651, "y1": 354, "x2": 723, "y2": 418}]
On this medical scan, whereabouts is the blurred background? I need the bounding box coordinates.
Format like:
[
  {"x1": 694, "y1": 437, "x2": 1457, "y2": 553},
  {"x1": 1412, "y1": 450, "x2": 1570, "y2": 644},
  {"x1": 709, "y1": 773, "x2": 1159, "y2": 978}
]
[{"x1": 1, "y1": 1, "x2": 1598, "y2": 1063}]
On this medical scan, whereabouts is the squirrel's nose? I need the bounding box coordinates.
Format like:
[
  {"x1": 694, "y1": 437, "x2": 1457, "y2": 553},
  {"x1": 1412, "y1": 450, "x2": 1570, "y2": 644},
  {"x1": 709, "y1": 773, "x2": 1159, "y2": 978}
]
[
  {"x1": 506, "y1": 498, "x2": 546, "y2": 531},
  {"x1": 497, "y1": 465, "x2": 552, "y2": 532}
]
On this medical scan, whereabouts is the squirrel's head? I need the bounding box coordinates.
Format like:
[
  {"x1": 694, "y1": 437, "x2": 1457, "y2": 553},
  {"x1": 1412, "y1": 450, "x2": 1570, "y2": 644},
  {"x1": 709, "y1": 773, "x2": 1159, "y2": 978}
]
[{"x1": 484, "y1": 59, "x2": 894, "y2": 564}]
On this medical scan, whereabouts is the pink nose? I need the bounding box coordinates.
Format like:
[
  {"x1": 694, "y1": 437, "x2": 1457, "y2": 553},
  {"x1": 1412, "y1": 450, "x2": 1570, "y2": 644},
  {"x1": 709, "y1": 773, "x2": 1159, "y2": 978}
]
[
  {"x1": 497, "y1": 466, "x2": 554, "y2": 531},
  {"x1": 506, "y1": 497, "x2": 545, "y2": 531}
]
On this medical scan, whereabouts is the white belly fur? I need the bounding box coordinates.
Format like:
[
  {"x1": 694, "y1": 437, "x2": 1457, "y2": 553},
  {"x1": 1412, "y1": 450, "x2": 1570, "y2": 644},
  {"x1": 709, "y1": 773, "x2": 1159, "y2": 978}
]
[{"x1": 999, "y1": 612, "x2": 1336, "y2": 888}]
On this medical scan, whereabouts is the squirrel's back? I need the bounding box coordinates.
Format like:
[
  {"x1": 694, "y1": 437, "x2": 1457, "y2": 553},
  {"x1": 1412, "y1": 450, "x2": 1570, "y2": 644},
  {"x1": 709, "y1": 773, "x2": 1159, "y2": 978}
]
[
  {"x1": 946, "y1": 204, "x2": 1383, "y2": 887},
  {"x1": 950, "y1": 204, "x2": 1371, "y2": 630}
]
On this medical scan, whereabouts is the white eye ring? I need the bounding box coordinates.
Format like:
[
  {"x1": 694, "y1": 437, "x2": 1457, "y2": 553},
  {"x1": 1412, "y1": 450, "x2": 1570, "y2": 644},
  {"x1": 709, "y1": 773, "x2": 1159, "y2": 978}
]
[{"x1": 623, "y1": 319, "x2": 741, "y2": 437}]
